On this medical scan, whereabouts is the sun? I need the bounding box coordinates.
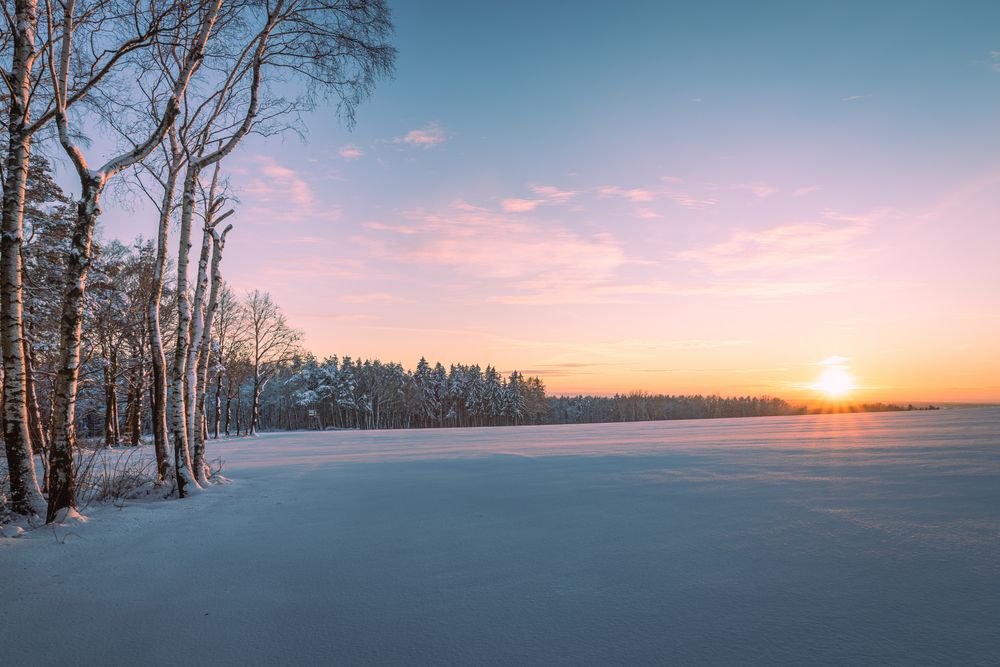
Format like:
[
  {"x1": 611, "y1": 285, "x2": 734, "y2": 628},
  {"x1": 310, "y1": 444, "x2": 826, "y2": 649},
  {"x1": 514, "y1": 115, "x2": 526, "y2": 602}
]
[{"x1": 813, "y1": 366, "x2": 855, "y2": 398}]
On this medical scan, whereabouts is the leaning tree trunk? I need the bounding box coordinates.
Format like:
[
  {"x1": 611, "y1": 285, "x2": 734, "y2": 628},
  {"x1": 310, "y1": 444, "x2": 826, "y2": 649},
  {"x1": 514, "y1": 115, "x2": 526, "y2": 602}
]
[
  {"x1": 192, "y1": 221, "x2": 231, "y2": 481},
  {"x1": 186, "y1": 224, "x2": 213, "y2": 483},
  {"x1": 170, "y1": 165, "x2": 202, "y2": 497},
  {"x1": 47, "y1": 178, "x2": 104, "y2": 522},
  {"x1": 146, "y1": 155, "x2": 180, "y2": 483},
  {"x1": 23, "y1": 342, "x2": 48, "y2": 493},
  {"x1": 1, "y1": 0, "x2": 45, "y2": 517}
]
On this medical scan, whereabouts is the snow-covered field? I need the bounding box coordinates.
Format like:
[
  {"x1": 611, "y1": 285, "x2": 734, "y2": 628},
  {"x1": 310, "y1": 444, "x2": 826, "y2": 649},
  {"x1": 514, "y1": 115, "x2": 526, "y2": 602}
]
[{"x1": 3, "y1": 408, "x2": 999, "y2": 665}]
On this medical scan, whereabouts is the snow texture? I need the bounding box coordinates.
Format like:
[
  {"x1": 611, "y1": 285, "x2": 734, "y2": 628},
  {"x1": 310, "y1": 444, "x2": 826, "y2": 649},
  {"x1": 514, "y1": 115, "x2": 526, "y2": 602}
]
[{"x1": 2, "y1": 407, "x2": 999, "y2": 665}]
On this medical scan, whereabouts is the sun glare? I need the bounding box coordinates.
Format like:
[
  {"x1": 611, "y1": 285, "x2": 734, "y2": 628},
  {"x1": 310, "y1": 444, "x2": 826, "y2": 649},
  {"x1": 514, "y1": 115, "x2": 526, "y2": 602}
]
[{"x1": 813, "y1": 366, "x2": 855, "y2": 398}]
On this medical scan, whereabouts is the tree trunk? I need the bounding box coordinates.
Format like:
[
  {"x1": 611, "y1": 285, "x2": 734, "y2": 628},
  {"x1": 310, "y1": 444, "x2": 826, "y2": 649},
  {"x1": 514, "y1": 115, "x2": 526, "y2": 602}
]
[
  {"x1": 146, "y1": 155, "x2": 180, "y2": 483},
  {"x1": 224, "y1": 382, "x2": 233, "y2": 436},
  {"x1": 170, "y1": 165, "x2": 201, "y2": 496},
  {"x1": 250, "y1": 375, "x2": 261, "y2": 435},
  {"x1": 193, "y1": 220, "x2": 231, "y2": 480},
  {"x1": 1, "y1": 23, "x2": 42, "y2": 511},
  {"x1": 47, "y1": 178, "x2": 103, "y2": 522},
  {"x1": 1, "y1": 0, "x2": 45, "y2": 516},
  {"x1": 48, "y1": 0, "x2": 222, "y2": 510},
  {"x1": 103, "y1": 349, "x2": 119, "y2": 446},
  {"x1": 235, "y1": 389, "x2": 242, "y2": 436},
  {"x1": 187, "y1": 223, "x2": 213, "y2": 483},
  {"x1": 213, "y1": 374, "x2": 223, "y2": 439},
  {"x1": 129, "y1": 359, "x2": 142, "y2": 445},
  {"x1": 23, "y1": 342, "x2": 48, "y2": 493}
]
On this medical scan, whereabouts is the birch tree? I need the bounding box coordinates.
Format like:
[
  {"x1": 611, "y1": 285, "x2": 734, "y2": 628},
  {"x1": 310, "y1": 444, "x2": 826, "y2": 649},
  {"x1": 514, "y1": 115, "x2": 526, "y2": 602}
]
[
  {"x1": 45, "y1": 0, "x2": 225, "y2": 522},
  {"x1": 2, "y1": 0, "x2": 174, "y2": 517},
  {"x1": 188, "y1": 162, "x2": 233, "y2": 483},
  {"x1": 133, "y1": 128, "x2": 185, "y2": 482},
  {"x1": 168, "y1": 0, "x2": 394, "y2": 493}
]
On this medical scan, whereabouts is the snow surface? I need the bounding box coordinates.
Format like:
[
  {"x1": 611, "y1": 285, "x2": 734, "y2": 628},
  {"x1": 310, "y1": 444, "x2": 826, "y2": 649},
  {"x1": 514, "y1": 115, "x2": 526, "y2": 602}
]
[{"x1": 2, "y1": 408, "x2": 999, "y2": 665}]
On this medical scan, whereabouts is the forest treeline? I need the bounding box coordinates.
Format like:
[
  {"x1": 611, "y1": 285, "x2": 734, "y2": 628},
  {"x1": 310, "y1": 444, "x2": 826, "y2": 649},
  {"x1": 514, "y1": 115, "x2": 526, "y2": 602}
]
[{"x1": 248, "y1": 357, "x2": 801, "y2": 430}]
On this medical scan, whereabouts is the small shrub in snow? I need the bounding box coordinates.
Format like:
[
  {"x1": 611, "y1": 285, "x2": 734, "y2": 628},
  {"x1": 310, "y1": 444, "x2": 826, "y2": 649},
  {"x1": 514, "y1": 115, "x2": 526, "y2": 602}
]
[{"x1": 75, "y1": 446, "x2": 160, "y2": 509}]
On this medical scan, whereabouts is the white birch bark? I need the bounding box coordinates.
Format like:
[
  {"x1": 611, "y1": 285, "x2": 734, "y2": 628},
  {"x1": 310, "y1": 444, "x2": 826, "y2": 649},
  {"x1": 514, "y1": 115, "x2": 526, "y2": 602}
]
[
  {"x1": 146, "y1": 132, "x2": 182, "y2": 483},
  {"x1": 47, "y1": 0, "x2": 224, "y2": 519},
  {"x1": 169, "y1": 164, "x2": 202, "y2": 497},
  {"x1": 185, "y1": 205, "x2": 213, "y2": 472},
  {"x1": 193, "y1": 217, "x2": 232, "y2": 482},
  {"x1": 1, "y1": 0, "x2": 46, "y2": 517}
]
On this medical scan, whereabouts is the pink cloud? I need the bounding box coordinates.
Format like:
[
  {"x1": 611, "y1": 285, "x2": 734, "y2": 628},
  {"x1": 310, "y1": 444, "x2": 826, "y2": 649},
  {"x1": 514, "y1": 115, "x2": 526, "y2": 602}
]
[
  {"x1": 598, "y1": 185, "x2": 656, "y2": 202},
  {"x1": 361, "y1": 200, "x2": 627, "y2": 304},
  {"x1": 339, "y1": 292, "x2": 407, "y2": 304},
  {"x1": 338, "y1": 145, "x2": 364, "y2": 159},
  {"x1": 665, "y1": 191, "x2": 716, "y2": 209},
  {"x1": 362, "y1": 220, "x2": 421, "y2": 234},
  {"x1": 529, "y1": 184, "x2": 579, "y2": 203},
  {"x1": 502, "y1": 198, "x2": 542, "y2": 213},
  {"x1": 593, "y1": 280, "x2": 847, "y2": 298},
  {"x1": 677, "y1": 213, "x2": 875, "y2": 273},
  {"x1": 634, "y1": 207, "x2": 663, "y2": 220},
  {"x1": 732, "y1": 182, "x2": 778, "y2": 198},
  {"x1": 395, "y1": 123, "x2": 446, "y2": 148},
  {"x1": 241, "y1": 156, "x2": 314, "y2": 209}
]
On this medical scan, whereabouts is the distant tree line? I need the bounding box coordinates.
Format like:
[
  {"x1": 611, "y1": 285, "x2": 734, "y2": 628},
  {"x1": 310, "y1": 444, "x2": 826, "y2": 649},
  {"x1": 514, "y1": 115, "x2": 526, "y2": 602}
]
[
  {"x1": 547, "y1": 392, "x2": 800, "y2": 424},
  {"x1": 248, "y1": 372, "x2": 936, "y2": 431},
  {"x1": 259, "y1": 357, "x2": 549, "y2": 430},
  {"x1": 243, "y1": 363, "x2": 803, "y2": 431}
]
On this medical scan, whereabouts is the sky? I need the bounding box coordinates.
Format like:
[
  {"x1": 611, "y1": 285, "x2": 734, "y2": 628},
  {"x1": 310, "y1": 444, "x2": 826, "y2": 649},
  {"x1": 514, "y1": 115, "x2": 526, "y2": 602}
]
[{"x1": 95, "y1": 0, "x2": 1000, "y2": 402}]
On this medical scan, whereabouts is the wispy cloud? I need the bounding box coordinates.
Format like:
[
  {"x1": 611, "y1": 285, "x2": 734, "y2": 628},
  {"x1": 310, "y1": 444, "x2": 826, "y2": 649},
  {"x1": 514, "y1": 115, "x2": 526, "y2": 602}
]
[
  {"x1": 598, "y1": 185, "x2": 656, "y2": 202},
  {"x1": 529, "y1": 184, "x2": 579, "y2": 203},
  {"x1": 339, "y1": 292, "x2": 407, "y2": 304},
  {"x1": 591, "y1": 280, "x2": 847, "y2": 299},
  {"x1": 792, "y1": 185, "x2": 820, "y2": 197},
  {"x1": 240, "y1": 156, "x2": 315, "y2": 209},
  {"x1": 500, "y1": 185, "x2": 579, "y2": 213},
  {"x1": 816, "y1": 355, "x2": 850, "y2": 366},
  {"x1": 731, "y1": 182, "x2": 778, "y2": 198},
  {"x1": 229, "y1": 155, "x2": 343, "y2": 227},
  {"x1": 395, "y1": 123, "x2": 447, "y2": 148},
  {"x1": 665, "y1": 190, "x2": 716, "y2": 209},
  {"x1": 361, "y1": 200, "x2": 627, "y2": 304},
  {"x1": 338, "y1": 145, "x2": 364, "y2": 159},
  {"x1": 260, "y1": 256, "x2": 365, "y2": 282},
  {"x1": 501, "y1": 198, "x2": 542, "y2": 213},
  {"x1": 362, "y1": 220, "x2": 421, "y2": 234},
  {"x1": 677, "y1": 211, "x2": 876, "y2": 273}
]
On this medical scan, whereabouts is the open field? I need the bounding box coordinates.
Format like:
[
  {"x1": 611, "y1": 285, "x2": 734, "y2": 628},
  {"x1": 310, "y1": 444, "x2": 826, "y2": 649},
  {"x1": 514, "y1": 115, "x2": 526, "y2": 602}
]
[{"x1": 3, "y1": 408, "x2": 999, "y2": 665}]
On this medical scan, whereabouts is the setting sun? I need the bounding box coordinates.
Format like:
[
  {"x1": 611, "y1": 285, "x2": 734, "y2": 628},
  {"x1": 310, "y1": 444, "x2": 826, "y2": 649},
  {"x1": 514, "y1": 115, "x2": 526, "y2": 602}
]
[{"x1": 813, "y1": 366, "x2": 856, "y2": 398}]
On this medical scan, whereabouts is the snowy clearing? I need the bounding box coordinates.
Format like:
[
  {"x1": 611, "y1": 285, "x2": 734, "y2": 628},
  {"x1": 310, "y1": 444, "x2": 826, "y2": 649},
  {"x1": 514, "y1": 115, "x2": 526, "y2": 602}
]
[{"x1": 3, "y1": 408, "x2": 999, "y2": 665}]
